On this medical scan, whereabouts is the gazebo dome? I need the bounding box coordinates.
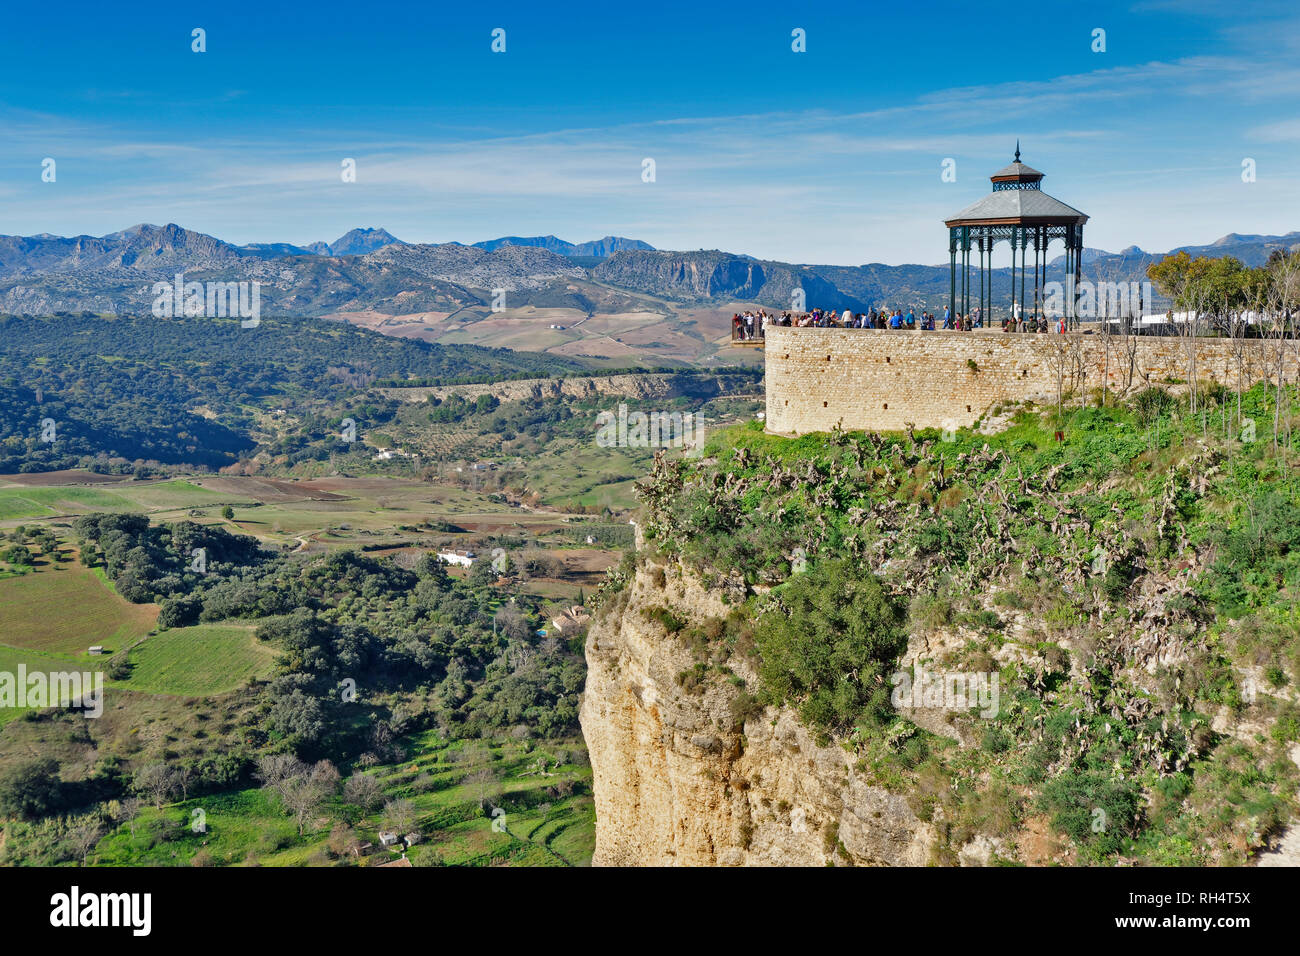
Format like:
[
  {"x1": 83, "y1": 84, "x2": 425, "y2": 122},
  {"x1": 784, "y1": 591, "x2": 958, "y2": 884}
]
[{"x1": 989, "y1": 142, "x2": 1045, "y2": 190}]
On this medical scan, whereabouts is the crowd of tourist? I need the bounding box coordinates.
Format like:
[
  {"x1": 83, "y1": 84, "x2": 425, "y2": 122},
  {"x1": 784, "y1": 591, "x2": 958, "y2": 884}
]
[{"x1": 731, "y1": 306, "x2": 1067, "y2": 339}]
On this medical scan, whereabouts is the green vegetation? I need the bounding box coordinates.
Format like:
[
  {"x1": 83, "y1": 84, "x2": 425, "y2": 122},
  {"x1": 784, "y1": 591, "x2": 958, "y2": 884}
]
[
  {"x1": 753, "y1": 560, "x2": 906, "y2": 737},
  {"x1": 0, "y1": 543, "x2": 156, "y2": 654},
  {"x1": 0, "y1": 506, "x2": 598, "y2": 865},
  {"x1": 0, "y1": 312, "x2": 589, "y2": 474},
  {"x1": 631, "y1": 380, "x2": 1300, "y2": 864}
]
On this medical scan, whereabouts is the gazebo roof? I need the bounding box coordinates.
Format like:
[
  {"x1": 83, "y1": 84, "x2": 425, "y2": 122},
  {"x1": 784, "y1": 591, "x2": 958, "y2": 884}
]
[
  {"x1": 990, "y1": 159, "x2": 1044, "y2": 182},
  {"x1": 945, "y1": 188, "x2": 1088, "y2": 226}
]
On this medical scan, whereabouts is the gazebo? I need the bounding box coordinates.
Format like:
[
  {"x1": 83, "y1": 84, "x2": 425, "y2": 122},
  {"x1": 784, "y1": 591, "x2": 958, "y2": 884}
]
[{"x1": 945, "y1": 144, "x2": 1088, "y2": 327}]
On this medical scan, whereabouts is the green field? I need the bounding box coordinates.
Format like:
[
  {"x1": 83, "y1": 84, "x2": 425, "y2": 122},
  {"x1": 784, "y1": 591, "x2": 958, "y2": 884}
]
[
  {"x1": 0, "y1": 558, "x2": 157, "y2": 655},
  {"x1": 122, "y1": 624, "x2": 276, "y2": 696},
  {"x1": 0, "y1": 486, "x2": 132, "y2": 518},
  {"x1": 114, "y1": 479, "x2": 235, "y2": 510},
  {"x1": 0, "y1": 495, "x2": 53, "y2": 520}
]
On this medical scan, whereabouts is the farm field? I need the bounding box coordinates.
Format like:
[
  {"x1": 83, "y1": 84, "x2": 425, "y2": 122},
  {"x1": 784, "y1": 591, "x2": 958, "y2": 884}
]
[
  {"x1": 122, "y1": 624, "x2": 275, "y2": 696},
  {"x1": 0, "y1": 552, "x2": 158, "y2": 655},
  {"x1": 326, "y1": 299, "x2": 769, "y2": 367},
  {"x1": 0, "y1": 472, "x2": 609, "y2": 554},
  {"x1": 0, "y1": 642, "x2": 104, "y2": 727},
  {"x1": 0, "y1": 476, "x2": 246, "y2": 523}
]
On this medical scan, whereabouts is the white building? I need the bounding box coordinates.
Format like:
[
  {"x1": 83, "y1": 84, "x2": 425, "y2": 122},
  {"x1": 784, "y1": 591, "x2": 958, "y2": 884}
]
[{"x1": 437, "y1": 550, "x2": 476, "y2": 567}]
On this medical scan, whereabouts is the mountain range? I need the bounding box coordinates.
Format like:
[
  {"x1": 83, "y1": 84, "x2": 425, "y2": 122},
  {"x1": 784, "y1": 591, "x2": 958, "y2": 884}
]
[{"x1": 0, "y1": 223, "x2": 1294, "y2": 319}]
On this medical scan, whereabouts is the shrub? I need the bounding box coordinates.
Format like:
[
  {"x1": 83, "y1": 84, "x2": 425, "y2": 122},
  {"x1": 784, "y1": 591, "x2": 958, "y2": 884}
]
[{"x1": 754, "y1": 559, "x2": 907, "y2": 737}]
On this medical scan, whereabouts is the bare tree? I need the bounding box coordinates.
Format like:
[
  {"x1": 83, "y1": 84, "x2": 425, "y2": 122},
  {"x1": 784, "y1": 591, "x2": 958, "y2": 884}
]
[
  {"x1": 175, "y1": 765, "x2": 194, "y2": 802},
  {"x1": 256, "y1": 753, "x2": 307, "y2": 804},
  {"x1": 67, "y1": 817, "x2": 105, "y2": 866},
  {"x1": 133, "y1": 763, "x2": 179, "y2": 810},
  {"x1": 343, "y1": 773, "x2": 385, "y2": 812},
  {"x1": 1046, "y1": 332, "x2": 1071, "y2": 419},
  {"x1": 309, "y1": 759, "x2": 341, "y2": 794},
  {"x1": 280, "y1": 774, "x2": 328, "y2": 836},
  {"x1": 113, "y1": 796, "x2": 142, "y2": 839},
  {"x1": 1229, "y1": 284, "x2": 1258, "y2": 438},
  {"x1": 463, "y1": 766, "x2": 501, "y2": 810},
  {"x1": 1265, "y1": 251, "x2": 1300, "y2": 455},
  {"x1": 383, "y1": 797, "x2": 418, "y2": 835}
]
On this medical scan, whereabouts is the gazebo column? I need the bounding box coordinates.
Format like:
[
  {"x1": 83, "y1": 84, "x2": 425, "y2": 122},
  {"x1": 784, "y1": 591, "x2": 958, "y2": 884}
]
[
  {"x1": 1074, "y1": 226, "x2": 1083, "y2": 331},
  {"x1": 1032, "y1": 227, "x2": 1040, "y2": 320},
  {"x1": 1064, "y1": 242, "x2": 1072, "y2": 327},
  {"x1": 979, "y1": 236, "x2": 987, "y2": 325},
  {"x1": 949, "y1": 230, "x2": 956, "y2": 321},
  {"x1": 1038, "y1": 227, "x2": 1046, "y2": 321},
  {"x1": 1019, "y1": 228, "x2": 1027, "y2": 327},
  {"x1": 962, "y1": 227, "x2": 970, "y2": 319},
  {"x1": 1010, "y1": 230, "x2": 1019, "y2": 325}
]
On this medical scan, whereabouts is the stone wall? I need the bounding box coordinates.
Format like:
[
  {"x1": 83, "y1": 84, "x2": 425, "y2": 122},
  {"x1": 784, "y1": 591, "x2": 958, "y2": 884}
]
[{"x1": 765, "y1": 326, "x2": 1266, "y2": 434}]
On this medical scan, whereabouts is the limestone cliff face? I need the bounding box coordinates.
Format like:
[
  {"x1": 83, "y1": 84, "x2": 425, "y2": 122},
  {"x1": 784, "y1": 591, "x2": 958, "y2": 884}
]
[
  {"x1": 579, "y1": 556, "x2": 934, "y2": 866},
  {"x1": 380, "y1": 372, "x2": 730, "y2": 406}
]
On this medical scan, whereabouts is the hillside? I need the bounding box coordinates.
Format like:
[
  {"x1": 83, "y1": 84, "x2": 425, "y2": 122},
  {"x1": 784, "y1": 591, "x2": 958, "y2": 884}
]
[
  {"x1": 582, "y1": 386, "x2": 1300, "y2": 865},
  {"x1": 0, "y1": 312, "x2": 590, "y2": 474}
]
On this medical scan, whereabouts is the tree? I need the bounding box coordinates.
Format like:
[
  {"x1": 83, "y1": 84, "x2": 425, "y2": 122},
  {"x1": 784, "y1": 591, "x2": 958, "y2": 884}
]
[
  {"x1": 112, "y1": 796, "x2": 142, "y2": 839},
  {"x1": 1264, "y1": 250, "x2": 1300, "y2": 455},
  {"x1": 1149, "y1": 252, "x2": 1250, "y2": 414},
  {"x1": 67, "y1": 818, "x2": 105, "y2": 866},
  {"x1": 255, "y1": 753, "x2": 307, "y2": 803},
  {"x1": 383, "y1": 797, "x2": 418, "y2": 835},
  {"x1": 257, "y1": 755, "x2": 333, "y2": 835},
  {"x1": 342, "y1": 773, "x2": 384, "y2": 811},
  {"x1": 133, "y1": 763, "x2": 179, "y2": 809},
  {"x1": 280, "y1": 774, "x2": 327, "y2": 836},
  {"x1": 463, "y1": 766, "x2": 501, "y2": 810},
  {"x1": 266, "y1": 689, "x2": 326, "y2": 746},
  {"x1": 0, "y1": 757, "x2": 64, "y2": 819},
  {"x1": 221, "y1": 505, "x2": 234, "y2": 520}
]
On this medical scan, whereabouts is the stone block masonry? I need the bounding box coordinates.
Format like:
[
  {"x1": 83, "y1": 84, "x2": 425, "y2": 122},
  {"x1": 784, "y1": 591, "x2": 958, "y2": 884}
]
[{"x1": 765, "y1": 326, "x2": 1270, "y2": 434}]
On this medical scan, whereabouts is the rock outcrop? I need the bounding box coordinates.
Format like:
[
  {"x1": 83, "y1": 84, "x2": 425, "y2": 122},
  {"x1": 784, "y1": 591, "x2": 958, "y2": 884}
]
[
  {"x1": 579, "y1": 556, "x2": 934, "y2": 866},
  {"x1": 380, "y1": 372, "x2": 734, "y2": 406}
]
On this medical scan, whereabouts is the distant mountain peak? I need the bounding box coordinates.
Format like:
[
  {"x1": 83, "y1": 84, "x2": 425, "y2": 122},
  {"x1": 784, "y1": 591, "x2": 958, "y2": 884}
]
[
  {"x1": 325, "y1": 227, "x2": 403, "y2": 256},
  {"x1": 471, "y1": 235, "x2": 654, "y2": 257}
]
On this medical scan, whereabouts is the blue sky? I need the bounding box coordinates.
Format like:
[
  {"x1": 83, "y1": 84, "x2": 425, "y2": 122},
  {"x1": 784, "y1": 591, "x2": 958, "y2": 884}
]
[{"x1": 1, "y1": 0, "x2": 1298, "y2": 265}]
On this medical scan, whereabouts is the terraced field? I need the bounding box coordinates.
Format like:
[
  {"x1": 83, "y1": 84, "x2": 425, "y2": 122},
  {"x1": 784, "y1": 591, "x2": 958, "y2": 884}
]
[{"x1": 88, "y1": 734, "x2": 595, "y2": 867}]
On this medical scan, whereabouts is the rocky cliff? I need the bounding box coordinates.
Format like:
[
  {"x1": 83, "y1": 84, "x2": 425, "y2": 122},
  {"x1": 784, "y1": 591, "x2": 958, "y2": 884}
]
[
  {"x1": 579, "y1": 554, "x2": 934, "y2": 866},
  {"x1": 379, "y1": 372, "x2": 741, "y2": 405}
]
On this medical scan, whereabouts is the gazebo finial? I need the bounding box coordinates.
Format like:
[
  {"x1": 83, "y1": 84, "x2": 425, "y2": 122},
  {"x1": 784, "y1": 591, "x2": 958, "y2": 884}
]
[{"x1": 1014, "y1": 140, "x2": 1021, "y2": 163}]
